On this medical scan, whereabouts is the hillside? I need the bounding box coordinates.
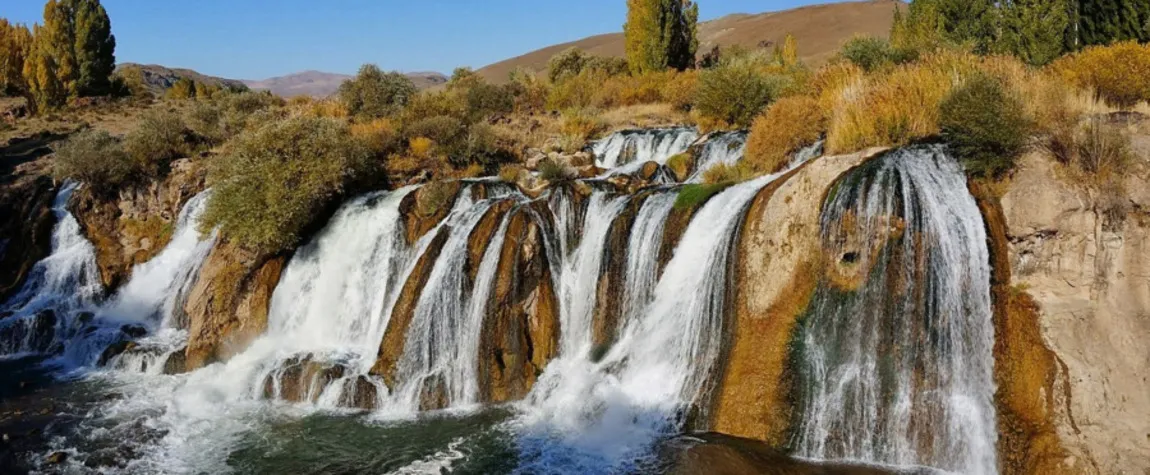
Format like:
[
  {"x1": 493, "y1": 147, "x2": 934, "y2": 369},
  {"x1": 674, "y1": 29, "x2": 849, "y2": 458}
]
[
  {"x1": 243, "y1": 70, "x2": 448, "y2": 97},
  {"x1": 477, "y1": 0, "x2": 900, "y2": 82},
  {"x1": 116, "y1": 63, "x2": 248, "y2": 94}
]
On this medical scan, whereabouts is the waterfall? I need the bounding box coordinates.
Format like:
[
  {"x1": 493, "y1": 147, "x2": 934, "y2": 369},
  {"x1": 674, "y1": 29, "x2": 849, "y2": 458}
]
[
  {"x1": 591, "y1": 128, "x2": 698, "y2": 175},
  {"x1": 100, "y1": 191, "x2": 215, "y2": 330},
  {"x1": 515, "y1": 173, "x2": 782, "y2": 472},
  {"x1": 794, "y1": 145, "x2": 996, "y2": 474},
  {"x1": 386, "y1": 189, "x2": 524, "y2": 411},
  {"x1": 619, "y1": 192, "x2": 675, "y2": 324},
  {"x1": 686, "y1": 131, "x2": 748, "y2": 183},
  {"x1": 0, "y1": 182, "x2": 102, "y2": 358},
  {"x1": 556, "y1": 192, "x2": 629, "y2": 356}
]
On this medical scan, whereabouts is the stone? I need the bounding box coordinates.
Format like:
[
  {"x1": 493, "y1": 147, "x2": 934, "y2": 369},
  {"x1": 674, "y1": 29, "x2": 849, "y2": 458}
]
[
  {"x1": 45, "y1": 451, "x2": 67, "y2": 465},
  {"x1": 120, "y1": 324, "x2": 148, "y2": 339},
  {"x1": 97, "y1": 341, "x2": 137, "y2": 367}
]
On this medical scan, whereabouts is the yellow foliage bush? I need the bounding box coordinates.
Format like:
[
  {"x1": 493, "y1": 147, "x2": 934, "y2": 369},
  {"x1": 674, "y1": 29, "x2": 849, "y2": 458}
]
[
  {"x1": 1052, "y1": 41, "x2": 1150, "y2": 110},
  {"x1": 409, "y1": 136, "x2": 434, "y2": 158},
  {"x1": 826, "y1": 51, "x2": 977, "y2": 153},
  {"x1": 663, "y1": 70, "x2": 699, "y2": 111},
  {"x1": 350, "y1": 118, "x2": 398, "y2": 156},
  {"x1": 702, "y1": 161, "x2": 757, "y2": 185},
  {"x1": 745, "y1": 96, "x2": 827, "y2": 174},
  {"x1": 561, "y1": 109, "x2": 606, "y2": 140},
  {"x1": 498, "y1": 163, "x2": 524, "y2": 183}
]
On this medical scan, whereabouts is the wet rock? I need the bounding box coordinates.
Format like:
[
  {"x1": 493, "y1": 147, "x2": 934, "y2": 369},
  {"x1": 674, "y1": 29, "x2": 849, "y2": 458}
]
[
  {"x1": 183, "y1": 241, "x2": 287, "y2": 370},
  {"x1": 261, "y1": 354, "x2": 349, "y2": 404},
  {"x1": 119, "y1": 324, "x2": 148, "y2": 339},
  {"x1": 75, "y1": 311, "x2": 94, "y2": 325},
  {"x1": 592, "y1": 193, "x2": 649, "y2": 350},
  {"x1": 98, "y1": 341, "x2": 137, "y2": 367},
  {"x1": 419, "y1": 373, "x2": 449, "y2": 411},
  {"x1": 398, "y1": 181, "x2": 463, "y2": 245},
  {"x1": 45, "y1": 451, "x2": 67, "y2": 465},
  {"x1": 162, "y1": 349, "x2": 187, "y2": 375},
  {"x1": 710, "y1": 149, "x2": 877, "y2": 443},
  {"x1": 0, "y1": 311, "x2": 13, "y2": 321},
  {"x1": 371, "y1": 227, "x2": 451, "y2": 384},
  {"x1": 660, "y1": 433, "x2": 904, "y2": 475},
  {"x1": 339, "y1": 375, "x2": 380, "y2": 410},
  {"x1": 638, "y1": 161, "x2": 661, "y2": 181},
  {"x1": 478, "y1": 207, "x2": 560, "y2": 403},
  {"x1": 0, "y1": 174, "x2": 56, "y2": 303}
]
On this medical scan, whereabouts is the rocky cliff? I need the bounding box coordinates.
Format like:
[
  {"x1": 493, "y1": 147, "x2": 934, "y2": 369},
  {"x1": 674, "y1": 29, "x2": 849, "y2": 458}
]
[{"x1": 1001, "y1": 153, "x2": 1150, "y2": 474}]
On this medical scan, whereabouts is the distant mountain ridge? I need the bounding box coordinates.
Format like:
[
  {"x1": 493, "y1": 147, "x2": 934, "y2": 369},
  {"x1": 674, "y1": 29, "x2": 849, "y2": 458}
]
[
  {"x1": 477, "y1": 0, "x2": 903, "y2": 83},
  {"x1": 243, "y1": 70, "x2": 448, "y2": 98},
  {"x1": 116, "y1": 63, "x2": 248, "y2": 94}
]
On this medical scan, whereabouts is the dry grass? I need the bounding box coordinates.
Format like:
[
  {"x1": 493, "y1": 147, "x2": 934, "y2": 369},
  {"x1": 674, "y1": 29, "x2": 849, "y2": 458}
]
[
  {"x1": 408, "y1": 137, "x2": 433, "y2": 158},
  {"x1": 745, "y1": 95, "x2": 827, "y2": 174},
  {"x1": 598, "y1": 103, "x2": 690, "y2": 130},
  {"x1": 560, "y1": 109, "x2": 607, "y2": 140}
]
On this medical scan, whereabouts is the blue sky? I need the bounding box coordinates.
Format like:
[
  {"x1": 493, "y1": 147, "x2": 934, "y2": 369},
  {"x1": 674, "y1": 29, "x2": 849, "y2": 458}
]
[{"x1": 4, "y1": 0, "x2": 843, "y2": 80}]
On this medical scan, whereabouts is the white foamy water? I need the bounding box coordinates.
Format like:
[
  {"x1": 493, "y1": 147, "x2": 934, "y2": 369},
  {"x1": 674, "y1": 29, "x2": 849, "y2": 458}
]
[
  {"x1": 685, "y1": 131, "x2": 747, "y2": 183},
  {"x1": 592, "y1": 128, "x2": 698, "y2": 175},
  {"x1": 794, "y1": 145, "x2": 996, "y2": 474}
]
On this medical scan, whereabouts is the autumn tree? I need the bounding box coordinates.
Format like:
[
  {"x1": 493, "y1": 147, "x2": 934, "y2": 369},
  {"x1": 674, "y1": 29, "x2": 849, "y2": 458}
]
[
  {"x1": 624, "y1": 0, "x2": 699, "y2": 74},
  {"x1": 23, "y1": 24, "x2": 65, "y2": 111},
  {"x1": 0, "y1": 19, "x2": 33, "y2": 96}
]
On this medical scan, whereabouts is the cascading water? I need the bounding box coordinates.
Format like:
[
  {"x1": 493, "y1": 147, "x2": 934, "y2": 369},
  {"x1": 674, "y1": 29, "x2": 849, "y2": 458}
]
[
  {"x1": 619, "y1": 192, "x2": 675, "y2": 323},
  {"x1": 386, "y1": 189, "x2": 525, "y2": 411},
  {"x1": 515, "y1": 173, "x2": 784, "y2": 472},
  {"x1": 0, "y1": 181, "x2": 102, "y2": 358},
  {"x1": 685, "y1": 131, "x2": 748, "y2": 183},
  {"x1": 555, "y1": 192, "x2": 629, "y2": 356},
  {"x1": 592, "y1": 128, "x2": 698, "y2": 175},
  {"x1": 793, "y1": 145, "x2": 996, "y2": 474}
]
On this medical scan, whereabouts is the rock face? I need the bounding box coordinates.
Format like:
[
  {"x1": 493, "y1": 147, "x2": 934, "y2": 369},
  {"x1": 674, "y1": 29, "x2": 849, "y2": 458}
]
[
  {"x1": 478, "y1": 205, "x2": 560, "y2": 403},
  {"x1": 0, "y1": 174, "x2": 56, "y2": 301},
  {"x1": 1000, "y1": 153, "x2": 1150, "y2": 474},
  {"x1": 182, "y1": 241, "x2": 287, "y2": 370},
  {"x1": 70, "y1": 158, "x2": 206, "y2": 290},
  {"x1": 708, "y1": 149, "x2": 879, "y2": 444}
]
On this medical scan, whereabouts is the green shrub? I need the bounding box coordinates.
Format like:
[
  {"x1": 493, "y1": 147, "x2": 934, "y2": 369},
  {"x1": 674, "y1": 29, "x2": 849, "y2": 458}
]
[
  {"x1": 123, "y1": 110, "x2": 192, "y2": 176},
  {"x1": 186, "y1": 101, "x2": 224, "y2": 143},
  {"x1": 695, "y1": 63, "x2": 787, "y2": 128},
  {"x1": 674, "y1": 183, "x2": 730, "y2": 210},
  {"x1": 940, "y1": 74, "x2": 1032, "y2": 178},
  {"x1": 339, "y1": 64, "x2": 417, "y2": 119},
  {"x1": 838, "y1": 36, "x2": 918, "y2": 72},
  {"x1": 537, "y1": 157, "x2": 577, "y2": 182},
  {"x1": 52, "y1": 129, "x2": 135, "y2": 189},
  {"x1": 201, "y1": 117, "x2": 372, "y2": 254}
]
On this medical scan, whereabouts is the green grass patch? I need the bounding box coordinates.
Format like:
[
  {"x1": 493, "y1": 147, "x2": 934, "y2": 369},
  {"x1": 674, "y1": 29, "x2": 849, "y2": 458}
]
[{"x1": 674, "y1": 183, "x2": 731, "y2": 211}]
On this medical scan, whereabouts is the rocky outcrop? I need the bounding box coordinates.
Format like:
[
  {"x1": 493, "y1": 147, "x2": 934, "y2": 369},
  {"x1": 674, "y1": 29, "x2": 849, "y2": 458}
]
[
  {"x1": 0, "y1": 174, "x2": 56, "y2": 302},
  {"x1": 70, "y1": 158, "x2": 206, "y2": 290},
  {"x1": 478, "y1": 206, "x2": 560, "y2": 403},
  {"x1": 1000, "y1": 153, "x2": 1150, "y2": 474},
  {"x1": 371, "y1": 227, "x2": 450, "y2": 384},
  {"x1": 398, "y1": 181, "x2": 461, "y2": 245},
  {"x1": 182, "y1": 241, "x2": 287, "y2": 370},
  {"x1": 708, "y1": 148, "x2": 880, "y2": 444},
  {"x1": 660, "y1": 433, "x2": 895, "y2": 475}
]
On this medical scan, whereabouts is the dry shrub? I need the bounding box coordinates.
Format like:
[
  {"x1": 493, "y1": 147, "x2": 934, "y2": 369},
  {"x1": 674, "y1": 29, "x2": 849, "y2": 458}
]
[
  {"x1": 702, "y1": 161, "x2": 757, "y2": 184},
  {"x1": 810, "y1": 62, "x2": 863, "y2": 116},
  {"x1": 1052, "y1": 41, "x2": 1150, "y2": 110},
  {"x1": 561, "y1": 109, "x2": 606, "y2": 140},
  {"x1": 547, "y1": 69, "x2": 608, "y2": 110},
  {"x1": 387, "y1": 154, "x2": 424, "y2": 175},
  {"x1": 745, "y1": 96, "x2": 827, "y2": 174},
  {"x1": 666, "y1": 153, "x2": 693, "y2": 181},
  {"x1": 537, "y1": 157, "x2": 577, "y2": 182},
  {"x1": 498, "y1": 164, "x2": 524, "y2": 183},
  {"x1": 599, "y1": 103, "x2": 688, "y2": 129},
  {"x1": 664, "y1": 70, "x2": 699, "y2": 111},
  {"x1": 350, "y1": 118, "x2": 399, "y2": 156},
  {"x1": 595, "y1": 71, "x2": 673, "y2": 108},
  {"x1": 458, "y1": 163, "x2": 485, "y2": 178},
  {"x1": 980, "y1": 55, "x2": 1080, "y2": 137},
  {"x1": 289, "y1": 96, "x2": 348, "y2": 119},
  {"x1": 409, "y1": 137, "x2": 434, "y2": 158},
  {"x1": 826, "y1": 50, "x2": 977, "y2": 153}
]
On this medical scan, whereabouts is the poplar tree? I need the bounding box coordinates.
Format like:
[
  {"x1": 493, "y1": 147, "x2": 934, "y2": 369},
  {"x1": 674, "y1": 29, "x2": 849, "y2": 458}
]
[
  {"x1": 0, "y1": 20, "x2": 33, "y2": 96},
  {"x1": 624, "y1": 0, "x2": 699, "y2": 74},
  {"x1": 23, "y1": 24, "x2": 65, "y2": 111},
  {"x1": 26, "y1": 0, "x2": 116, "y2": 101}
]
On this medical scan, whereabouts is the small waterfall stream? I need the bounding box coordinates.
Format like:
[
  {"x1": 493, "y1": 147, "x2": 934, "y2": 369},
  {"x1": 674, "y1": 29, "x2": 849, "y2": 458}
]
[
  {"x1": 556, "y1": 192, "x2": 629, "y2": 356},
  {"x1": 686, "y1": 131, "x2": 748, "y2": 183},
  {"x1": 794, "y1": 145, "x2": 996, "y2": 474},
  {"x1": 592, "y1": 128, "x2": 698, "y2": 175}
]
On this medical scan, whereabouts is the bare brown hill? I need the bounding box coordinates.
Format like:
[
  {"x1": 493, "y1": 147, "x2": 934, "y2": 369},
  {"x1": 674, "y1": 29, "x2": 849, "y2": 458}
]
[
  {"x1": 477, "y1": 0, "x2": 901, "y2": 82},
  {"x1": 243, "y1": 70, "x2": 448, "y2": 98}
]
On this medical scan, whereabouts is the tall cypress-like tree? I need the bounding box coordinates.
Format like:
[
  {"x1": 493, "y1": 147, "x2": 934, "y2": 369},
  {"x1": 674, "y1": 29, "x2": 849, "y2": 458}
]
[
  {"x1": 998, "y1": 0, "x2": 1071, "y2": 65},
  {"x1": 1078, "y1": 0, "x2": 1150, "y2": 46},
  {"x1": 72, "y1": 0, "x2": 115, "y2": 96},
  {"x1": 22, "y1": 24, "x2": 65, "y2": 112},
  {"x1": 624, "y1": 0, "x2": 698, "y2": 74}
]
